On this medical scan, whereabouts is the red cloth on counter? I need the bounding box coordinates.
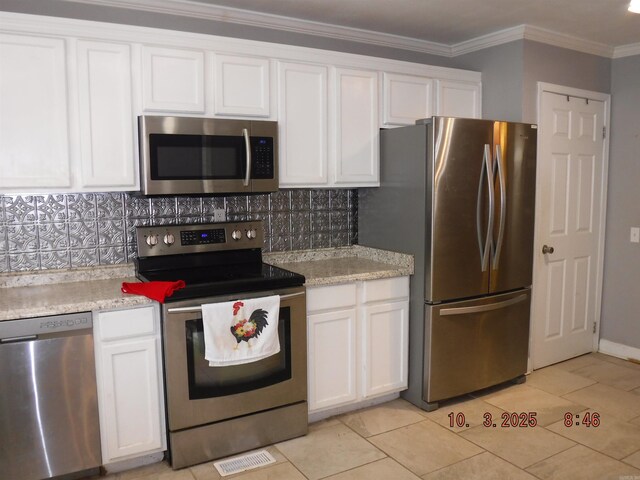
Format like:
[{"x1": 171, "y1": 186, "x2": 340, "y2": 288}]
[{"x1": 121, "y1": 280, "x2": 186, "y2": 303}]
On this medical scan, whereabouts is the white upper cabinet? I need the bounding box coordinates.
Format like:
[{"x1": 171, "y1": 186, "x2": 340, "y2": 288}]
[
  {"x1": 0, "y1": 12, "x2": 481, "y2": 192},
  {"x1": 382, "y1": 72, "x2": 434, "y2": 126},
  {"x1": 436, "y1": 79, "x2": 482, "y2": 118},
  {"x1": 213, "y1": 53, "x2": 271, "y2": 117},
  {"x1": 333, "y1": 68, "x2": 379, "y2": 186},
  {"x1": 141, "y1": 46, "x2": 205, "y2": 113},
  {"x1": 277, "y1": 61, "x2": 328, "y2": 186},
  {"x1": 0, "y1": 34, "x2": 71, "y2": 190},
  {"x1": 77, "y1": 40, "x2": 137, "y2": 189},
  {"x1": 279, "y1": 65, "x2": 380, "y2": 188}
]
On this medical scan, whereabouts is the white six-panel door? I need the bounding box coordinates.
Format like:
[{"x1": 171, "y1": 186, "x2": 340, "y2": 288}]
[{"x1": 532, "y1": 87, "x2": 608, "y2": 369}]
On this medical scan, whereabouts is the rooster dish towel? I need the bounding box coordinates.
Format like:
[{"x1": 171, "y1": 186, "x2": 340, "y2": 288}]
[{"x1": 202, "y1": 295, "x2": 280, "y2": 367}]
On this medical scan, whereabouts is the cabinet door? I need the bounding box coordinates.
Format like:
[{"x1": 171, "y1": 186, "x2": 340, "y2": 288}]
[
  {"x1": 333, "y1": 68, "x2": 379, "y2": 186},
  {"x1": 436, "y1": 79, "x2": 481, "y2": 119},
  {"x1": 382, "y1": 72, "x2": 433, "y2": 126},
  {"x1": 0, "y1": 34, "x2": 71, "y2": 189},
  {"x1": 277, "y1": 61, "x2": 328, "y2": 186},
  {"x1": 94, "y1": 305, "x2": 165, "y2": 464},
  {"x1": 213, "y1": 53, "x2": 270, "y2": 117},
  {"x1": 361, "y1": 300, "x2": 409, "y2": 398},
  {"x1": 77, "y1": 40, "x2": 137, "y2": 189},
  {"x1": 98, "y1": 337, "x2": 164, "y2": 461},
  {"x1": 142, "y1": 46, "x2": 205, "y2": 113},
  {"x1": 307, "y1": 308, "x2": 358, "y2": 411}
]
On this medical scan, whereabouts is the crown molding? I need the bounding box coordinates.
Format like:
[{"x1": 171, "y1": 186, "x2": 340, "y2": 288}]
[
  {"x1": 450, "y1": 24, "x2": 614, "y2": 58},
  {"x1": 60, "y1": 0, "x2": 628, "y2": 59},
  {"x1": 613, "y1": 42, "x2": 640, "y2": 58},
  {"x1": 522, "y1": 25, "x2": 613, "y2": 58},
  {"x1": 58, "y1": 0, "x2": 452, "y2": 56},
  {"x1": 451, "y1": 25, "x2": 527, "y2": 56}
]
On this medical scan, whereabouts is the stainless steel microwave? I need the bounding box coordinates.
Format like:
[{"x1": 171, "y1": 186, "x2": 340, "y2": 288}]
[{"x1": 138, "y1": 116, "x2": 278, "y2": 196}]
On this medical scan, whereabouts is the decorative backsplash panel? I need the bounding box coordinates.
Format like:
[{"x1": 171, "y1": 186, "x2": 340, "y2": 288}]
[{"x1": 0, "y1": 190, "x2": 357, "y2": 273}]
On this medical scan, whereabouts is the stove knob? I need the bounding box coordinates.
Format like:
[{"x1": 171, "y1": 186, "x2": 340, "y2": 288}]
[
  {"x1": 246, "y1": 228, "x2": 257, "y2": 239},
  {"x1": 163, "y1": 233, "x2": 175, "y2": 246},
  {"x1": 146, "y1": 234, "x2": 158, "y2": 248},
  {"x1": 232, "y1": 229, "x2": 242, "y2": 241}
]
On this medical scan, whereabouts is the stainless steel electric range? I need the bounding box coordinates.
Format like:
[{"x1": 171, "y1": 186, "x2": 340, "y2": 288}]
[{"x1": 135, "y1": 220, "x2": 307, "y2": 469}]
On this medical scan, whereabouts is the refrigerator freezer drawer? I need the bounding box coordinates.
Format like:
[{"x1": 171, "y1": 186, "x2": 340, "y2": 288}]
[{"x1": 424, "y1": 288, "x2": 531, "y2": 404}]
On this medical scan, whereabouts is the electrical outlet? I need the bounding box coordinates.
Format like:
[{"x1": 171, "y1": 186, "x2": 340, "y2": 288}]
[
  {"x1": 631, "y1": 227, "x2": 640, "y2": 244},
  {"x1": 213, "y1": 208, "x2": 226, "y2": 223}
]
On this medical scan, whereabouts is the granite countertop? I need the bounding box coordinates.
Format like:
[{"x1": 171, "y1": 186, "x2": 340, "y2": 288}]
[
  {"x1": 264, "y1": 245, "x2": 414, "y2": 286},
  {"x1": 0, "y1": 265, "x2": 151, "y2": 321},
  {"x1": 0, "y1": 246, "x2": 413, "y2": 321}
]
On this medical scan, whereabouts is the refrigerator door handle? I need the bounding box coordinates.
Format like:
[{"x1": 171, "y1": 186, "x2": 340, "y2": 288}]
[
  {"x1": 476, "y1": 144, "x2": 494, "y2": 272},
  {"x1": 493, "y1": 144, "x2": 507, "y2": 269},
  {"x1": 439, "y1": 294, "x2": 528, "y2": 316}
]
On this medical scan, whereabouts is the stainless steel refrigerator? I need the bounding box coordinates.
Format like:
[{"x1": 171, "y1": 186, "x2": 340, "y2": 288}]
[{"x1": 359, "y1": 117, "x2": 537, "y2": 411}]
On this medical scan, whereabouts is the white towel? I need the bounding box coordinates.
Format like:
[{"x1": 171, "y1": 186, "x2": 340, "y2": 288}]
[{"x1": 202, "y1": 295, "x2": 280, "y2": 367}]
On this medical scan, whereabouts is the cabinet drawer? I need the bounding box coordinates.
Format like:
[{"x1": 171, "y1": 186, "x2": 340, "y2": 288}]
[
  {"x1": 361, "y1": 276, "x2": 409, "y2": 304},
  {"x1": 96, "y1": 305, "x2": 156, "y2": 341},
  {"x1": 307, "y1": 283, "x2": 357, "y2": 312}
]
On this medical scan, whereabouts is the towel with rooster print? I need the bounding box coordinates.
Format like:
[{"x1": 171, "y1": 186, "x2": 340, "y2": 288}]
[{"x1": 202, "y1": 295, "x2": 280, "y2": 367}]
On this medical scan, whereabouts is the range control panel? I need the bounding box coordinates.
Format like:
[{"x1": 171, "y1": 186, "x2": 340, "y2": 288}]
[{"x1": 136, "y1": 220, "x2": 264, "y2": 257}]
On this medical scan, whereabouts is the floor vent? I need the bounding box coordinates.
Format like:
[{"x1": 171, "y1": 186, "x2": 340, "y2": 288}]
[{"x1": 213, "y1": 449, "x2": 276, "y2": 477}]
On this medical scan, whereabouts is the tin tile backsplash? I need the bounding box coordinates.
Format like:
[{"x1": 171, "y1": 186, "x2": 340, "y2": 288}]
[{"x1": 0, "y1": 190, "x2": 357, "y2": 273}]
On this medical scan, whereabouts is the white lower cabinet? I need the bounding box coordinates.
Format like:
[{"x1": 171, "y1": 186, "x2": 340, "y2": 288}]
[
  {"x1": 93, "y1": 304, "x2": 166, "y2": 465},
  {"x1": 361, "y1": 300, "x2": 409, "y2": 397},
  {"x1": 308, "y1": 308, "x2": 358, "y2": 411},
  {"x1": 307, "y1": 276, "x2": 409, "y2": 414}
]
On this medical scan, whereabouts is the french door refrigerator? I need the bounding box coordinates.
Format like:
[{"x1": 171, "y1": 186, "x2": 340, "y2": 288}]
[{"x1": 359, "y1": 117, "x2": 537, "y2": 411}]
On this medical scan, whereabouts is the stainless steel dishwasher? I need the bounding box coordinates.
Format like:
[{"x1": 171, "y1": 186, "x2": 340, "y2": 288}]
[{"x1": 0, "y1": 311, "x2": 101, "y2": 480}]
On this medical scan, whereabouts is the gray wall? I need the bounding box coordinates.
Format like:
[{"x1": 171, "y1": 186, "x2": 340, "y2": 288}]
[
  {"x1": 600, "y1": 54, "x2": 640, "y2": 350},
  {"x1": 449, "y1": 41, "x2": 525, "y2": 122},
  {"x1": 449, "y1": 40, "x2": 612, "y2": 124},
  {"x1": 522, "y1": 41, "x2": 612, "y2": 123}
]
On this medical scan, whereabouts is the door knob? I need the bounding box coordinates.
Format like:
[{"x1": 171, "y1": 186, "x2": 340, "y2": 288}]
[{"x1": 542, "y1": 244, "x2": 555, "y2": 254}]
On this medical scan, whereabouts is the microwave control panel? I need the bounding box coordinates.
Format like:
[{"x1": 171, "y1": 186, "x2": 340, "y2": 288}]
[{"x1": 251, "y1": 137, "x2": 274, "y2": 179}]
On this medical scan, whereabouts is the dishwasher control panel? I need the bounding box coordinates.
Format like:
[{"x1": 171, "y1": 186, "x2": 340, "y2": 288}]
[{"x1": 0, "y1": 311, "x2": 92, "y2": 342}]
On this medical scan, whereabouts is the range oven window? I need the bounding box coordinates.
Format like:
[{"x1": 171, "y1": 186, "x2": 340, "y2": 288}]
[
  {"x1": 185, "y1": 307, "x2": 292, "y2": 399},
  {"x1": 149, "y1": 133, "x2": 246, "y2": 180}
]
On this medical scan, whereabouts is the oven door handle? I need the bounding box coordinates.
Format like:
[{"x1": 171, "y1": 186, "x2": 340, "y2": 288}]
[{"x1": 166, "y1": 291, "x2": 305, "y2": 313}]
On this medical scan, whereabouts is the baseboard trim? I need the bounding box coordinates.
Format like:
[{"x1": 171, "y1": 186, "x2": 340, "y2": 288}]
[
  {"x1": 598, "y1": 339, "x2": 640, "y2": 363},
  {"x1": 103, "y1": 451, "x2": 165, "y2": 474},
  {"x1": 308, "y1": 392, "x2": 400, "y2": 423}
]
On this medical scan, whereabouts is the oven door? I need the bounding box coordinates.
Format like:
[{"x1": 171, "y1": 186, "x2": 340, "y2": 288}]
[{"x1": 162, "y1": 286, "x2": 306, "y2": 431}]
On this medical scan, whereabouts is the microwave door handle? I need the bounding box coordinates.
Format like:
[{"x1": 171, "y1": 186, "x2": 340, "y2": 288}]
[{"x1": 243, "y1": 128, "x2": 251, "y2": 187}]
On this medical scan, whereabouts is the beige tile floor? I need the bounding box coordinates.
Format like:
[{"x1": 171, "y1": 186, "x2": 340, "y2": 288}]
[{"x1": 104, "y1": 352, "x2": 640, "y2": 480}]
